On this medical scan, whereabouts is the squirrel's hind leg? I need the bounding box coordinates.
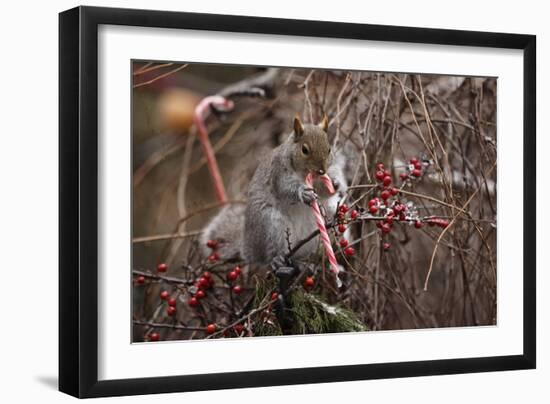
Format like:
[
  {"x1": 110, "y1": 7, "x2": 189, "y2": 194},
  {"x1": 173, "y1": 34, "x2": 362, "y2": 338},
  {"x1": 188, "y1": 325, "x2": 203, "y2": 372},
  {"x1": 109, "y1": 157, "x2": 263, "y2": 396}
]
[
  {"x1": 200, "y1": 204, "x2": 246, "y2": 260},
  {"x1": 242, "y1": 205, "x2": 290, "y2": 266}
]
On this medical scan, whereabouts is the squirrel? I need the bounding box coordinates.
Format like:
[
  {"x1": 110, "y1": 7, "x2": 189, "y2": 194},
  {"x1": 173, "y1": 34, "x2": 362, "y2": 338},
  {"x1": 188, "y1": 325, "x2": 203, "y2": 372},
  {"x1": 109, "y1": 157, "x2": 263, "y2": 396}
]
[{"x1": 200, "y1": 115, "x2": 347, "y2": 269}]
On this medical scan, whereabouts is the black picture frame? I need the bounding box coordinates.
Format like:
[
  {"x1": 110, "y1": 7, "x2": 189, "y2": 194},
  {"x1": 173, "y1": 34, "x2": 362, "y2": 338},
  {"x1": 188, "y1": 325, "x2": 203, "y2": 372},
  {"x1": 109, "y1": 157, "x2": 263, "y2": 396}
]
[{"x1": 59, "y1": 5, "x2": 536, "y2": 398}]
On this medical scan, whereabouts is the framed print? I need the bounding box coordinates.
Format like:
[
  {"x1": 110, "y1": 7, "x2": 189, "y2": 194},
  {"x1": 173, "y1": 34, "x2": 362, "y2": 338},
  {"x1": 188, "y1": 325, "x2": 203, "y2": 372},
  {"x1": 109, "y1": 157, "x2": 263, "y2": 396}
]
[{"x1": 59, "y1": 6, "x2": 536, "y2": 398}]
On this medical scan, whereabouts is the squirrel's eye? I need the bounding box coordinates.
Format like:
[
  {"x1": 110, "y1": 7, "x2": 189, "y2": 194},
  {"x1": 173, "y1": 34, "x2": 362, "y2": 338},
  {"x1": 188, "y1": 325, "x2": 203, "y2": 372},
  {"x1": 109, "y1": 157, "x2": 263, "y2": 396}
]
[{"x1": 302, "y1": 144, "x2": 310, "y2": 155}]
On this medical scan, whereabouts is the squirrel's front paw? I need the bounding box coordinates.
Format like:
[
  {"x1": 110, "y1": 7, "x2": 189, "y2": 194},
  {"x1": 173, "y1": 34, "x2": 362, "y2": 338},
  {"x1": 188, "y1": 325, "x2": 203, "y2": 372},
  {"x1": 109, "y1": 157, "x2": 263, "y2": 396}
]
[{"x1": 299, "y1": 186, "x2": 318, "y2": 205}]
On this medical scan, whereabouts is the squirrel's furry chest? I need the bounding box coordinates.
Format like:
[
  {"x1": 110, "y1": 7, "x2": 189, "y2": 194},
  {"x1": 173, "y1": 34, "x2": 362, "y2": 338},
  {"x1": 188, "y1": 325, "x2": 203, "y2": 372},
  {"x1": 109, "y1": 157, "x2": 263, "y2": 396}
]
[{"x1": 283, "y1": 202, "x2": 318, "y2": 252}]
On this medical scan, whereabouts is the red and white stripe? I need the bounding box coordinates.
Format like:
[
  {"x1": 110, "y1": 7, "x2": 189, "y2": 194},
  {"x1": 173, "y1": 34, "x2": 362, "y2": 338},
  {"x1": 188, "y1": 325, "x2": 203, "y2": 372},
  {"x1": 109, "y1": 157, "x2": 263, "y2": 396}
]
[
  {"x1": 319, "y1": 173, "x2": 336, "y2": 195},
  {"x1": 305, "y1": 173, "x2": 341, "y2": 285}
]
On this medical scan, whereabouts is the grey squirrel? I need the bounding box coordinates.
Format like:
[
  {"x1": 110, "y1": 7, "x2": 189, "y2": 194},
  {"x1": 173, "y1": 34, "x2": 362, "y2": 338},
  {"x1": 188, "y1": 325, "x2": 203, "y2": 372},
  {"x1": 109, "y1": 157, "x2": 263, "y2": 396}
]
[{"x1": 201, "y1": 115, "x2": 347, "y2": 268}]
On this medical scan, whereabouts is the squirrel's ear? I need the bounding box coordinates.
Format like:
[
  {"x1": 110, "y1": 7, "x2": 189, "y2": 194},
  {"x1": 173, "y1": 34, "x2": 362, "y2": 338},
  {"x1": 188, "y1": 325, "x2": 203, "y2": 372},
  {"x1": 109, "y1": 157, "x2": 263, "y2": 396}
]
[
  {"x1": 294, "y1": 116, "x2": 304, "y2": 139},
  {"x1": 318, "y1": 114, "x2": 328, "y2": 132}
]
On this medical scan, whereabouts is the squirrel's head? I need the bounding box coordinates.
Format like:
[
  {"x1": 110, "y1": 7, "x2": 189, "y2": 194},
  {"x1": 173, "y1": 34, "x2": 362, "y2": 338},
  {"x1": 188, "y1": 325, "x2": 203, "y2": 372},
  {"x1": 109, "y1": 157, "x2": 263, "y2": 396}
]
[{"x1": 292, "y1": 115, "x2": 331, "y2": 175}]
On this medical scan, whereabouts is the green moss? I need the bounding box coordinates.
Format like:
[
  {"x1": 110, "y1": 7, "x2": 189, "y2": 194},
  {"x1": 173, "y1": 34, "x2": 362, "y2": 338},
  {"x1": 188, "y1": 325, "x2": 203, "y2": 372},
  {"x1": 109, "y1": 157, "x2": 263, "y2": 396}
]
[
  {"x1": 288, "y1": 290, "x2": 367, "y2": 335},
  {"x1": 251, "y1": 274, "x2": 366, "y2": 337},
  {"x1": 251, "y1": 275, "x2": 283, "y2": 336},
  {"x1": 252, "y1": 274, "x2": 277, "y2": 307}
]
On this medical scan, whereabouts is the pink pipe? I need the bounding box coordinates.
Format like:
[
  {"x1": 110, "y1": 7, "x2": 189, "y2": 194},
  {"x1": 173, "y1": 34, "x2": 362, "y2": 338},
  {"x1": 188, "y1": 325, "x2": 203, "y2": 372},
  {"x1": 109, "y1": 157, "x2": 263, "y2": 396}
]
[{"x1": 193, "y1": 95, "x2": 234, "y2": 204}]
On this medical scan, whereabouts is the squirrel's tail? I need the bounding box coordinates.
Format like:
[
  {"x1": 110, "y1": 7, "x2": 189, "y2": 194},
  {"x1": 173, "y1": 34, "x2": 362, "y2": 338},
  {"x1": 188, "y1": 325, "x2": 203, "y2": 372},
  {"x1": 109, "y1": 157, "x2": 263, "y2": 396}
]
[{"x1": 200, "y1": 204, "x2": 245, "y2": 260}]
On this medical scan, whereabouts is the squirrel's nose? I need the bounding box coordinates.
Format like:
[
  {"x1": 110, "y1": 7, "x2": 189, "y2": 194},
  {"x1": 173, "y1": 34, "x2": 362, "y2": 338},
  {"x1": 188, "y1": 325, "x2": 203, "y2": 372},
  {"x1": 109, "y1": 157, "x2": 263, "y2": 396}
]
[{"x1": 317, "y1": 169, "x2": 325, "y2": 175}]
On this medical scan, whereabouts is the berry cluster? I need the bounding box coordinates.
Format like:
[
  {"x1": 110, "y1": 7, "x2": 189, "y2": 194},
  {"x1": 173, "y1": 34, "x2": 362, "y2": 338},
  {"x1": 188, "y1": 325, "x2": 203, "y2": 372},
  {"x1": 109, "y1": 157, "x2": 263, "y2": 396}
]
[
  {"x1": 398, "y1": 157, "x2": 425, "y2": 181},
  {"x1": 159, "y1": 289, "x2": 178, "y2": 316},
  {"x1": 188, "y1": 270, "x2": 214, "y2": 307},
  {"x1": 335, "y1": 204, "x2": 356, "y2": 257},
  {"x1": 206, "y1": 239, "x2": 220, "y2": 262},
  {"x1": 337, "y1": 160, "x2": 450, "y2": 252},
  {"x1": 227, "y1": 265, "x2": 243, "y2": 295}
]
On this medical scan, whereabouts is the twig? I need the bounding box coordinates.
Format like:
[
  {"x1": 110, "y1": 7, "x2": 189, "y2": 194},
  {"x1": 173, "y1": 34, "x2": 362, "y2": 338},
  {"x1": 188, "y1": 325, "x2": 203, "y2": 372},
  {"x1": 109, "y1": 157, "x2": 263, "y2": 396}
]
[
  {"x1": 423, "y1": 162, "x2": 496, "y2": 291},
  {"x1": 133, "y1": 231, "x2": 202, "y2": 244},
  {"x1": 133, "y1": 64, "x2": 188, "y2": 88},
  {"x1": 133, "y1": 320, "x2": 205, "y2": 332}
]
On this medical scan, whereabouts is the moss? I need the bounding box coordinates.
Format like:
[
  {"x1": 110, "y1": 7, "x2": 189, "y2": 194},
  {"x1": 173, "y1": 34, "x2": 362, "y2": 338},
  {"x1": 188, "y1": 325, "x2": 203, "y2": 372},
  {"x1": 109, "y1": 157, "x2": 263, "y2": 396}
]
[
  {"x1": 252, "y1": 274, "x2": 277, "y2": 307},
  {"x1": 251, "y1": 274, "x2": 366, "y2": 336},
  {"x1": 251, "y1": 275, "x2": 283, "y2": 336},
  {"x1": 288, "y1": 290, "x2": 367, "y2": 334},
  {"x1": 253, "y1": 316, "x2": 283, "y2": 336}
]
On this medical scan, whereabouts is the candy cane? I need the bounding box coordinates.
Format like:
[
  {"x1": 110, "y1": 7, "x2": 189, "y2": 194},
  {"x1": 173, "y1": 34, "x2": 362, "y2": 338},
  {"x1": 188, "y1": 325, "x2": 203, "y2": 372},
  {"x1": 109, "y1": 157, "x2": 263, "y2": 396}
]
[
  {"x1": 193, "y1": 95, "x2": 234, "y2": 204},
  {"x1": 319, "y1": 173, "x2": 336, "y2": 195},
  {"x1": 305, "y1": 173, "x2": 341, "y2": 286}
]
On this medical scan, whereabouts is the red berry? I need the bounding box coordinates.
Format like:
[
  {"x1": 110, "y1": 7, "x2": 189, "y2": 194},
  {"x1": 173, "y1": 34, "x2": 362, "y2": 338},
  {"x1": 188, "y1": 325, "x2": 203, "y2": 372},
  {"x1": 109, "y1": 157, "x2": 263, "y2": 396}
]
[
  {"x1": 399, "y1": 172, "x2": 409, "y2": 180},
  {"x1": 168, "y1": 298, "x2": 177, "y2": 307},
  {"x1": 414, "y1": 220, "x2": 423, "y2": 229},
  {"x1": 383, "y1": 169, "x2": 391, "y2": 177},
  {"x1": 149, "y1": 332, "x2": 160, "y2": 342},
  {"x1": 368, "y1": 198, "x2": 378, "y2": 207},
  {"x1": 340, "y1": 238, "x2": 349, "y2": 248},
  {"x1": 383, "y1": 242, "x2": 391, "y2": 250},
  {"x1": 339, "y1": 204, "x2": 349, "y2": 213},
  {"x1": 208, "y1": 253, "x2": 219, "y2": 262},
  {"x1": 233, "y1": 285, "x2": 242, "y2": 294},
  {"x1": 383, "y1": 176, "x2": 392, "y2": 186},
  {"x1": 202, "y1": 271, "x2": 212, "y2": 280},
  {"x1": 136, "y1": 275, "x2": 145, "y2": 284},
  {"x1": 386, "y1": 209, "x2": 395, "y2": 217},
  {"x1": 385, "y1": 217, "x2": 394, "y2": 225},
  {"x1": 227, "y1": 270, "x2": 238, "y2": 281},
  {"x1": 206, "y1": 239, "x2": 218, "y2": 249},
  {"x1": 233, "y1": 266, "x2": 242, "y2": 275},
  {"x1": 369, "y1": 205, "x2": 378, "y2": 214},
  {"x1": 338, "y1": 224, "x2": 346, "y2": 233},
  {"x1": 414, "y1": 161, "x2": 422, "y2": 170},
  {"x1": 394, "y1": 204, "x2": 404, "y2": 214},
  {"x1": 303, "y1": 276, "x2": 315, "y2": 289},
  {"x1": 196, "y1": 290, "x2": 206, "y2": 299},
  {"x1": 206, "y1": 324, "x2": 217, "y2": 334},
  {"x1": 198, "y1": 277, "x2": 210, "y2": 289},
  {"x1": 160, "y1": 290, "x2": 169, "y2": 300},
  {"x1": 350, "y1": 210, "x2": 358, "y2": 219},
  {"x1": 344, "y1": 246, "x2": 355, "y2": 256},
  {"x1": 157, "y1": 263, "x2": 167, "y2": 272},
  {"x1": 390, "y1": 187, "x2": 399, "y2": 196},
  {"x1": 188, "y1": 297, "x2": 199, "y2": 307},
  {"x1": 410, "y1": 157, "x2": 419, "y2": 165},
  {"x1": 412, "y1": 168, "x2": 421, "y2": 177},
  {"x1": 271, "y1": 292, "x2": 279, "y2": 301},
  {"x1": 375, "y1": 170, "x2": 385, "y2": 181},
  {"x1": 381, "y1": 223, "x2": 391, "y2": 234},
  {"x1": 234, "y1": 324, "x2": 244, "y2": 334},
  {"x1": 381, "y1": 190, "x2": 391, "y2": 200},
  {"x1": 376, "y1": 163, "x2": 385, "y2": 170},
  {"x1": 438, "y1": 219, "x2": 450, "y2": 228},
  {"x1": 166, "y1": 306, "x2": 176, "y2": 316}
]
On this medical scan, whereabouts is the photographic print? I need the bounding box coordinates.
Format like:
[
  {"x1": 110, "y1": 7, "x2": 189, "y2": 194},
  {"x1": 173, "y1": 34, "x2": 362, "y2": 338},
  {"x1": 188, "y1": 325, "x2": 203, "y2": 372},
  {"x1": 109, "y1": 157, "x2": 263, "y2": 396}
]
[{"x1": 131, "y1": 61, "x2": 497, "y2": 342}]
